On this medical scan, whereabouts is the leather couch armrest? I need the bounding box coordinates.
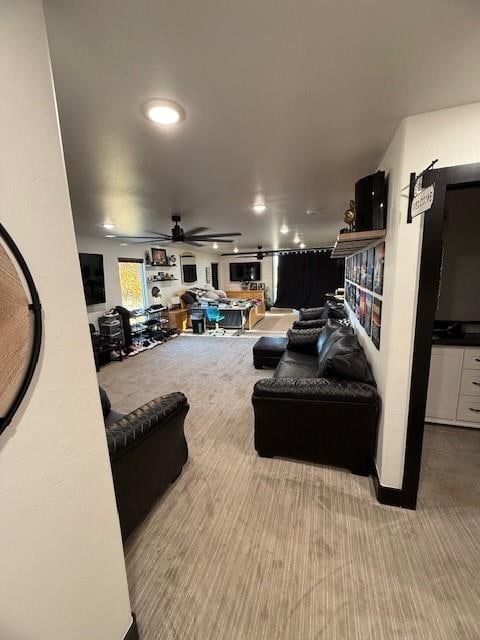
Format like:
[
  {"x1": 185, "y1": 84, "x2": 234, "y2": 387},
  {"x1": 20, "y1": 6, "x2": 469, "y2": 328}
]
[
  {"x1": 299, "y1": 306, "x2": 325, "y2": 321},
  {"x1": 286, "y1": 328, "x2": 323, "y2": 354},
  {"x1": 106, "y1": 392, "x2": 189, "y2": 460},
  {"x1": 292, "y1": 318, "x2": 328, "y2": 330},
  {"x1": 253, "y1": 377, "x2": 378, "y2": 405}
]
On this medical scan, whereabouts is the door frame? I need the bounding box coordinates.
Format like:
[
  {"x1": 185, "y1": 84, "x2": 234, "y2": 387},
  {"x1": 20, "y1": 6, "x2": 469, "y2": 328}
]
[{"x1": 399, "y1": 161, "x2": 480, "y2": 509}]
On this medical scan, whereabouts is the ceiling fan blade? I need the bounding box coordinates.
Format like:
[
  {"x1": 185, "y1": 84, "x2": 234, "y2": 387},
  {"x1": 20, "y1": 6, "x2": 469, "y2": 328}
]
[
  {"x1": 188, "y1": 232, "x2": 241, "y2": 239},
  {"x1": 182, "y1": 240, "x2": 205, "y2": 247},
  {"x1": 188, "y1": 238, "x2": 233, "y2": 243},
  {"x1": 184, "y1": 226, "x2": 209, "y2": 236},
  {"x1": 144, "y1": 230, "x2": 172, "y2": 239}
]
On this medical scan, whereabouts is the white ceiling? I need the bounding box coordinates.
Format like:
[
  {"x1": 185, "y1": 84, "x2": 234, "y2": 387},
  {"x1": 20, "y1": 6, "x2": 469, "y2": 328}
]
[{"x1": 44, "y1": 0, "x2": 480, "y2": 251}]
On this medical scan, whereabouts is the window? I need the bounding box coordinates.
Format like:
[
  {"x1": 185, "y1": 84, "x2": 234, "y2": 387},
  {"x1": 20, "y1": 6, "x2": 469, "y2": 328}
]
[{"x1": 118, "y1": 259, "x2": 147, "y2": 311}]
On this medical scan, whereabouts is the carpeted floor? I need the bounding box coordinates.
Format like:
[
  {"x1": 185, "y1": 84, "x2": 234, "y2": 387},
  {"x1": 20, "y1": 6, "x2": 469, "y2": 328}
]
[
  {"x1": 99, "y1": 336, "x2": 480, "y2": 640},
  {"x1": 251, "y1": 309, "x2": 298, "y2": 333}
]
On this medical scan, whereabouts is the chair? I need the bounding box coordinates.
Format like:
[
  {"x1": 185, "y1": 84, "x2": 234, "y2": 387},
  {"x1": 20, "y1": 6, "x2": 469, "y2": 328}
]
[{"x1": 206, "y1": 305, "x2": 226, "y2": 335}]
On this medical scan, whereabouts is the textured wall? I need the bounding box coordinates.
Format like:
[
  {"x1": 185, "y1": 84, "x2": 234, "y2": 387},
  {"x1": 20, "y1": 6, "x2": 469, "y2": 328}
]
[
  {"x1": 0, "y1": 3, "x2": 133, "y2": 638},
  {"x1": 353, "y1": 103, "x2": 480, "y2": 488}
]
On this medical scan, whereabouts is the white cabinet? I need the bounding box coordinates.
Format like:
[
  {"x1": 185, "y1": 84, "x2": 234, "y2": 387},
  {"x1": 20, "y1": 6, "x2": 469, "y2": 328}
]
[{"x1": 426, "y1": 345, "x2": 480, "y2": 428}]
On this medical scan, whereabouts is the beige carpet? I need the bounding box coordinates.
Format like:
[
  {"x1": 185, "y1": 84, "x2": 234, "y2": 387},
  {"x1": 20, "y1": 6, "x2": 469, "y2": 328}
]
[{"x1": 99, "y1": 337, "x2": 480, "y2": 640}]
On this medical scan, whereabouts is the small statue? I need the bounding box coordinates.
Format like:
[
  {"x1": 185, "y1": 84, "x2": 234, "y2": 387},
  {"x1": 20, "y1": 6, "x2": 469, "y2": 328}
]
[{"x1": 344, "y1": 200, "x2": 356, "y2": 231}]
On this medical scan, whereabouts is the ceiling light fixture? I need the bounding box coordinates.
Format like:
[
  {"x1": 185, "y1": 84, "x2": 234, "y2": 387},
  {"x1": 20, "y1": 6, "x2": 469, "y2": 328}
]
[
  {"x1": 120, "y1": 243, "x2": 128, "y2": 246},
  {"x1": 233, "y1": 247, "x2": 239, "y2": 253},
  {"x1": 299, "y1": 241, "x2": 306, "y2": 249},
  {"x1": 105, "y1": 234, "x2": 116, "y2": 238},
  {"x1": 143, "y1": 99, "x2": 185, "y2": 125},
  {"x1": 293, "y1": 233, "x2": 300, "y2": 244},
  {"x1": 213, "y1": 242, "x2": 219, "y2": 249},
  {"x1": 103, "y1": 223, "x2": 115, "y2": 230},
  {"x1": 280, "y1": 224, "x2": 289, "y2": 234},
  {"x1": 253, "y1": 203, "x2": 267, "y2": 214}
]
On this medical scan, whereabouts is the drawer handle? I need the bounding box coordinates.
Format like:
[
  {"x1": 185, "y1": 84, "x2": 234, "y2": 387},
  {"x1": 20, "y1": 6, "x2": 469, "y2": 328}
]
[{"x1": 469, "y1": 408, "x2": 480, "y2": 413}]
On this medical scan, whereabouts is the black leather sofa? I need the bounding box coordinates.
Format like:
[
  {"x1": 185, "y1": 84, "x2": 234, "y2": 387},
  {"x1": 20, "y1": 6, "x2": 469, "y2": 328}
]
[
  {"x1": 100, "y1": 388, "x2": 189, "y2": 540},
  {"x1": 292, "y1": 301, "x2": 347, "y2": 330},
  {"x1": 252, "y1": 320, "x2": 379, "y2": 475}
]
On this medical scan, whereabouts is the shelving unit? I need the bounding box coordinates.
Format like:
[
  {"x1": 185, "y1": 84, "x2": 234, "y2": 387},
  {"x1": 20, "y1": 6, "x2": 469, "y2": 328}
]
[{"x1": 331, "y1": 229, "x2": 386, "y2": 258}]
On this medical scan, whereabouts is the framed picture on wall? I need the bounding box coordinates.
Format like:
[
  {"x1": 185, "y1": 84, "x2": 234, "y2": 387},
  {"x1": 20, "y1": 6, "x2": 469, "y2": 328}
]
[
  {"x1": 151, "y1": 247, "x2": 168, "y2": 266},
  {"x1": 366, "y1": 247, "x2": 375, "y2": 291},
  {"x1": 365, "y1": 293, "x2": 373, "y2": 335},
  {"x1": 374, "y1": 242, "x2": 385, "y2": 295},
  {"x1": 360, "y1": 252, "x2": 367, "y2": 288},
  {"x1": 359, "y1": 290, "x2": 366, "y2": 326},
  {"x1": 371, "y1": 297, "x2": 382, "y2": 349},
  {"x1": 257, "y1": 282, "x2": 265, "y2": 290}
]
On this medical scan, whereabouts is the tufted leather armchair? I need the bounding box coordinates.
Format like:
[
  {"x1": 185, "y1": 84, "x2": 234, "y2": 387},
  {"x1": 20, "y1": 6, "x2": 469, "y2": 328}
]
[{"x1": 101, "y1": 389, "x2": 189, "y2": 540}]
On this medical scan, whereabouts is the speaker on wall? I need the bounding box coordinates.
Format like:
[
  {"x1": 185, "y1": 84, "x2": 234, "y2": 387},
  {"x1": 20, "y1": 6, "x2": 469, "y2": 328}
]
[{"x1": 355, "y1": 170, "x2": 387, "y2": 231}]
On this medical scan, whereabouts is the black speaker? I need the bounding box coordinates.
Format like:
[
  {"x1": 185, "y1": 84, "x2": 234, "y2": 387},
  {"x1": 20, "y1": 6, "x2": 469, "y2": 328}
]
[{"x1": 355, "y1": 170, "x2": 387, "y2": 231}]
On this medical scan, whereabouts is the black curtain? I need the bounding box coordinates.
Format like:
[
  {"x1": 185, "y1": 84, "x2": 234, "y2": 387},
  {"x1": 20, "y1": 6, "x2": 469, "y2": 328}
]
[{"x1": 274, "y1": 251, "x2": 344, "y2": 309}]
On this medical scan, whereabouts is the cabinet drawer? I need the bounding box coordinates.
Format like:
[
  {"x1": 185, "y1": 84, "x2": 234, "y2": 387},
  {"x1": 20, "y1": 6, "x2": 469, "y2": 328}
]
[
  {"x1": 457, "y1": 396, "x2": 480, "y2": 423},
  {"x1": 460, "y1": 371, "x2": 480, "y2": 397},
  {"x1": 463, "y1": 348, "x2": 480, "y2": 371}
]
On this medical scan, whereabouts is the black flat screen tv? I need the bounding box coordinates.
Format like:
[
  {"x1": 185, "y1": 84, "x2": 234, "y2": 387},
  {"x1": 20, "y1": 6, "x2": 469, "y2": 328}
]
[
  {"x1": 79, "y1": 253, "x2": 106, "y2": 305},
  {"x1": 229, "y1": 261, "x2": 261, "y2": 282}
]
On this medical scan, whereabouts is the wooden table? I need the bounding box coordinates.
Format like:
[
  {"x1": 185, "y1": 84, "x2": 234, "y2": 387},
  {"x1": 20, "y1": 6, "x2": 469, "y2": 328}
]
[{"x1": 168, "y1": 308, "x2": 188, "y2": 331}]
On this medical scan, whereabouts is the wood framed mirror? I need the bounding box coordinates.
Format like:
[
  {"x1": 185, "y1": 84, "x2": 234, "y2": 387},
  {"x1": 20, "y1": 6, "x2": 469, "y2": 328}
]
[{"x1": 0, "y1": 223, "x2": 42, "y2": 435}]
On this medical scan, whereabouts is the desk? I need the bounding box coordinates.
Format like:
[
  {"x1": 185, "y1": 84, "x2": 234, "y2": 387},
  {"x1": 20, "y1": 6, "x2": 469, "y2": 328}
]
[{"x1": 190, "y1": 304, "x2": 253, "y2": 333}]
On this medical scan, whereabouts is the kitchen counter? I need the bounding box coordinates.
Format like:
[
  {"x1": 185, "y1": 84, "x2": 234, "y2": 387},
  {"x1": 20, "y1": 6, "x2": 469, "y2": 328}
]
[{"x1": 432, "y1": 333, "x2": 480, "y2": 347}]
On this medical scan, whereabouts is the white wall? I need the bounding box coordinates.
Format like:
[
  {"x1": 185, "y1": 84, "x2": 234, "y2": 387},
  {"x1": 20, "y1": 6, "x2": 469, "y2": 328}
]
[
  {"x1": 76, "y1": 235, "x2": 217, "y2": 326},
  {"x1": 219, "y1": 255, "x2": 274, "y2": 303},
  {"x1": 357, "y1": 102, "x2": 480, "y2": 489},
  {"x1": 0, "y1": 3, "x2": 132, "y2": 639}
]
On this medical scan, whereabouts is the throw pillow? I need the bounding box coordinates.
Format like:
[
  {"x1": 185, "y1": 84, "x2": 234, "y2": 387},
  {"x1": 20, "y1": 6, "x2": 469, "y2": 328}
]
[
  {"x1": 287, "y1": 328, "x2": 323, "y2": 355},
  {"x1": 318, "y1": 334, "x2": 375, "y2": 384}
]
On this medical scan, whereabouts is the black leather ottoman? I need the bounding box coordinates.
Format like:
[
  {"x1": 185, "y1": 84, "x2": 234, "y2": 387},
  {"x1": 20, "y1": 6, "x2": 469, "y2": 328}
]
[{"x1": 253, "y1": 336, "x2": 288, "y2": 369}]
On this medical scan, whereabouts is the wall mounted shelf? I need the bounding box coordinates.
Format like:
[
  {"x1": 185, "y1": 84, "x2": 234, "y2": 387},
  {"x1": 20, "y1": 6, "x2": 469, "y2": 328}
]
[
  {"x1": 146, "y1": 263, "x2": 176, "y2": 269},
  {"x1": 331, "y1": 229, "x2": 386, "y2": 258}
]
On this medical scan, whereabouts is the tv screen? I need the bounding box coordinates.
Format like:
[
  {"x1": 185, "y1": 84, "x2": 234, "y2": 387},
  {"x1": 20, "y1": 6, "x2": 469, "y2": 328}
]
[
  {"x1": 79, "y1": 253, "x2": 106, "y2": 305},
  {"x1": 229, "y1": 261, "x2": 261, "y2": 282}
]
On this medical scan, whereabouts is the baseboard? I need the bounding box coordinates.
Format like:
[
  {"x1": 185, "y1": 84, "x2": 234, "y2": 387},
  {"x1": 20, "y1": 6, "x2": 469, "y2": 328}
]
[
  {"x1": 372, "y1": 468, "x2": 416, "y2": 510},
  {"x1": 124, "y1": 613, "x2": 139, "y2": 640}
]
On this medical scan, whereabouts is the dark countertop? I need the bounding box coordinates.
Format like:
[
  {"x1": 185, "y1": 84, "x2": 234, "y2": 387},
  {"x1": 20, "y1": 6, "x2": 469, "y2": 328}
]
[{"x1": 432, "y1": 334, "x2": 480, "y2": 347}]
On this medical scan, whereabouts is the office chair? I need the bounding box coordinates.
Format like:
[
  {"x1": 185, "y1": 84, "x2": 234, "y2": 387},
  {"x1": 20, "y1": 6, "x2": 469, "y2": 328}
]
[{"x1": 206, "y1": 306, "x2": 226, "y2": 336}]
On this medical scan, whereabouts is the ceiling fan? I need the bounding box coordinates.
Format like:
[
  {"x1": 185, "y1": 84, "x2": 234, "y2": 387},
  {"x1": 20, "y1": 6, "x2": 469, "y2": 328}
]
[
  {"x1": 118, "y1": 214, "x2": 241, "y2": 247},
  {"x1": 222, "y1": 245, "x2": 333, "y2": 259}
]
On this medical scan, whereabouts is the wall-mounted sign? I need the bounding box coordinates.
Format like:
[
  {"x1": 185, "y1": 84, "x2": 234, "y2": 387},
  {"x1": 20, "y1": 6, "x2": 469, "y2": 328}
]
[
  {"x1": 411, "y1": 184, "x2": 435, "y2": 218},
  {"x1": 0, "y1": 223, "x2": 42, "y2": 435}
]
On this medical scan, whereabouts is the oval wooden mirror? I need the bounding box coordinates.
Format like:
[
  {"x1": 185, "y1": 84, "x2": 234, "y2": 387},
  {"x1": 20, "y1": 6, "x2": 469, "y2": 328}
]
[{"x1": 0, "y1": 224, "x2": 42, "y2": 435}]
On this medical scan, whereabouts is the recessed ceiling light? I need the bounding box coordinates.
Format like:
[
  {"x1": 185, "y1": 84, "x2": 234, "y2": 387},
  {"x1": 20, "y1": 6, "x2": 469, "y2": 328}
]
[
  {"x1": 105, "y1": 234, "x2": 116, "y2": 238},
  {"x1": 103, "y1": 223, "x2": 115, "y2": 230},
  {"x1": 233, "y1": 247, "x2": 239, "y2": 253},
  {"x1": 299, "y1": 242, "x2": 306, "y2": 249},
  {"x1": 253, "y1": 203, "x2": 267, "y2": 214},
  {"x1": 293, "y1": 233, "x2": 300, "y2": 244},
  {"x1": 280, "y1": 224, "x2": 289, "y2": 234},
  {"x1": 143, "y1": 99, "x2": 185, "y2": 125},
  {"x1": 213, "y1": 242, "x2": 219, "y2": 249},
  {"x1": 120, "y1": 242, "x2": 128, "y2": 246}
]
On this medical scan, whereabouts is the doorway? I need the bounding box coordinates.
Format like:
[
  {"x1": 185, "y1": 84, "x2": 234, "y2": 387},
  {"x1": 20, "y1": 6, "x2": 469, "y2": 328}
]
[
  {"x1": 402, "y1": 163, "x2": 480, "y2": 508},
  {"x1": 211, "y1": 262, "x2": 219, "y2": 290}
]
